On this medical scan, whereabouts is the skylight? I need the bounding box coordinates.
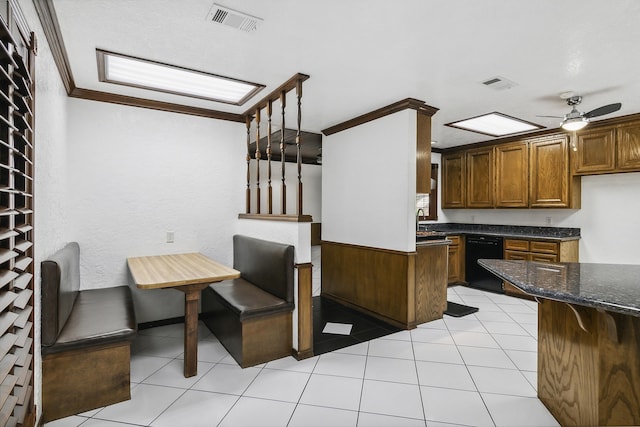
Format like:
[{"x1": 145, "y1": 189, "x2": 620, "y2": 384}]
[
  {"x1": 446, "y1": 112, "x2": 543, "y2": 137},
  {"x1": 96, "y1": 49, "x2": 264, "y2": 105}
]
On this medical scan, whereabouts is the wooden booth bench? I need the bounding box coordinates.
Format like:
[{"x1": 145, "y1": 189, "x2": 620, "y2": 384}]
[
  {"x1": 40, "y1": 242, "x2": 137, "y2": 422},
  {"x1": 202, "y1": 235, "x2": 295, "y2": 368}
]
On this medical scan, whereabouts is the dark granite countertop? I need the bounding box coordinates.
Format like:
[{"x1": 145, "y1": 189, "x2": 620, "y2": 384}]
[
  {"x1": 422, "y1": 223, "x2": 580, "y2": 241},
  {"x1": 479, "y1": 259, "x2": 640, "y2": 317}
]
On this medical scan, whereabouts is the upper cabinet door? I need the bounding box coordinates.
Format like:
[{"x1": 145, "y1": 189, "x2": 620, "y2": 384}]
[
  {"x1": 529, "y1": 135, "x2": 572, "y2": 208},
  {"x1": 442, "y1": 152, "x2": 465, "y2": 208},
  {"x1": 617, "y1": 121, "x2": 640, "y2": 171},
  {"x1": 573, "y1": 127, "x2": 616, "y2": 175},
  {"x1": 495, "y1": 142, "x2": 528, "y2": 208},
  {"x1": 466, "y1": 147, "x2": 493, "y2": 208}
]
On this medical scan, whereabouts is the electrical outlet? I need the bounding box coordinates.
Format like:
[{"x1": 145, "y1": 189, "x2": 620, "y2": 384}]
[
  {"x1": 471, "y1": 215, "x2": 476, "y2": 223},
  {"x1": 545, "y1": 217, "x2": 552, "y2": 225},
  {"x1": 166, "y1": 231, "x2": 175, "y2": 243}
]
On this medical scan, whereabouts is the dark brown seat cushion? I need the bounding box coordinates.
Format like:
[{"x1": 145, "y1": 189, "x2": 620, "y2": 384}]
[
  {"x1": 210, "y1": 278, "x2": 293, "y2": 321},
  {"x1": 233, "y1": 235, "x2": 294, "y2": 304},
  {"x1": 43, "y1": 286, "x2": 137, "y2": 355},
  {"x1": 41, "y1": 242, "x2": 137, "y2": 355}
]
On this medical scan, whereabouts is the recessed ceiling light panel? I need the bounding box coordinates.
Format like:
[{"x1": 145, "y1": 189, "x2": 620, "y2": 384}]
[
  {"x1": 446, "y1": 112, "x2": 543, "y2": 137},
  {"x1": 96, "y1": 49, "x2": 265, "y2": 105}
]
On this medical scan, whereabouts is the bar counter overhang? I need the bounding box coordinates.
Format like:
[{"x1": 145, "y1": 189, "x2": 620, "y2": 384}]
[{"x1": 479, "y1": 259, "x2": 640, "y2": 427}]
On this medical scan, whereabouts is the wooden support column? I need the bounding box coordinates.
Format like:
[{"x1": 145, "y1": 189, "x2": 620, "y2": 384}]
[
  {"x1": 296, "y1": 79, "x2": 303, "y2": 215},
  {"x1": 280, "y1": 91, "x2": 287, "y2": 214},
  {"x1": 254, "y1": 108, "x2": 261, "y2": 213},
  {"x1": 295, "y1": 262, "x2": 313, "y2": 360},
  {"x1": 245, "y1": 116, "x2": 251, "y2": 213},
  {"x1": 267, "y1": 100, "x2": 273, "y2": 214}
]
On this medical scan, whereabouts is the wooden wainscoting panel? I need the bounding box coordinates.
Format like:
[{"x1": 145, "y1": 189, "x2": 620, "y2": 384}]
[
  {"x1": 538, "y1": 299, "x2": 598, "y2": 427},
  {"x1": 321, "y1": 241, "x2": 412, "y2": 328},
  {"x1": 415, "y1": 244, "x2": 448, "y2": 324}
]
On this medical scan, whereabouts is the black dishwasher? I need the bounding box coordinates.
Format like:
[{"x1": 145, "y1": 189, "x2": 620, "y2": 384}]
[{"x1": 465, "y1": 235, "x2": 504, "y2": 293}]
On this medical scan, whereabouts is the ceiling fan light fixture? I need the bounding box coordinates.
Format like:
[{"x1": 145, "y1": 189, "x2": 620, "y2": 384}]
[{"x1": 561, "y1": 116, "x2": 589, "y2": 131}]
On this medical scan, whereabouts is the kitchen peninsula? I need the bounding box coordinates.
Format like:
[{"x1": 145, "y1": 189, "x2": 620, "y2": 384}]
[{"x1": 479, "y1": 259, "x2": 640, "y2": 427}]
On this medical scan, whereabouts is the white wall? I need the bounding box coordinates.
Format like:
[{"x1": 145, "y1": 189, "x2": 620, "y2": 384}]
[
  {"x1": 65, "y1": 99, "x2": 246, "y2": 322},
  {"x1": 322, "y1": 110, "x2": 417, "y2": 252}
]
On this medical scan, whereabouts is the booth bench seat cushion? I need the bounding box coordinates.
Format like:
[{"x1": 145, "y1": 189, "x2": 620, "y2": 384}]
[
  {"x1": 211, "y1": 278, "x2": 293, "y2": 321},
  {"x1": 43, "y1": 286, "x2": 137, "y2": 355}
]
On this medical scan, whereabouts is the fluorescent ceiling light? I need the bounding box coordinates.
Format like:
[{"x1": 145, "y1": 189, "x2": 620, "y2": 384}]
[
  {"x1": 446, "y1": 112, "x2": 543, "y2": 137},
  {"x1": 96, "y1": 49, "x2": 264, "y2": 105}
]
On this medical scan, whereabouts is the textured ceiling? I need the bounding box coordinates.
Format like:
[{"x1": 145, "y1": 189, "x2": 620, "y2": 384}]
[{"x1": 53, "y1": 0, "x2": 640, "y2": 148}]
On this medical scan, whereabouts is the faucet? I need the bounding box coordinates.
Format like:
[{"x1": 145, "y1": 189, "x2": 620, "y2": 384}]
[{"x1": 416, "y1": 208, "x2": 425, "y2": 232}]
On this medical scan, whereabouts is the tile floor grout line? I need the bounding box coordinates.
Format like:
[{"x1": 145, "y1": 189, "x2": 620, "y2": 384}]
[
  {"x1": 409, "y1": 327, "x2": 428, "y2": 424},
  {"x1": 443, "y1": 292, "x2": 498, "y2": 427},
  {"x1": 285, "y1": 354, "x2": 321, "y2": 426}
]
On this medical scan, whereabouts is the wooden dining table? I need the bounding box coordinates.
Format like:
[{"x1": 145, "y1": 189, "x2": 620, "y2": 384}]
[{"x1": 127, "y1": 252, "x2": 240, "y2": 377}]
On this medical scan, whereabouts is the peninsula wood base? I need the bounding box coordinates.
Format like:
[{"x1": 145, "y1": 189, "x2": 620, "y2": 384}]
[{"x1": 538, "y1": 299, "x2": 640, "y2": 426}]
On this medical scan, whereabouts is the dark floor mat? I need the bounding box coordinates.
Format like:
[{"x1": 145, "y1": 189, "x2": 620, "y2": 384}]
[
  {"x1": 313, "y1": 296, "x2": 401, "y2": 355},
  {"x1": 444, "y1": 301, "x2": 479, "y2": 317}
]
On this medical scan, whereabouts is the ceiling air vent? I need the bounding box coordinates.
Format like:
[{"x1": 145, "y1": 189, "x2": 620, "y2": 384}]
[
  {"x1": 481, "y1": 76, "x2": 517, "y2": 90},
  {"x1": 206, "y1": 3, "x2": 263, "y2": 32}
]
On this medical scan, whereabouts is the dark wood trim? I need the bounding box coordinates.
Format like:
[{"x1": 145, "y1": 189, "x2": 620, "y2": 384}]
[
  {"x1": 95, "y1": 49, "x2": 265, "y2": 106},
  {"x1": 70, "y1": 88, "x2": 245, "y2": 122},
  {"x1": 138, "y1": 316, "x2": 185, "y2": 330},
  {"x1": 242, "y1": 73, "x2": 310, "y2": 118},
  {"x1": 237, "y1": 213, "x2": 313, "y2": 222},
  {"x1": 441, "y1": 112, "x2": 640, "y2": 153},
  {"x1": 295, "y1": 263, "x2": 313, "y2": 360},
  {"x1": 445, "y1": 111, "x2": 544, "y2": 137},
  {"x1": 33, "y1": 0, "x2": 74, "y2": 93},
  {"x1": 294, "y1": 262, "x2": 313, "y2": 269},
  {"x1": 292, "y1": 348, "x2": 314, "y2": 361},
  {"x1": 321, "y1": 239, "x2": 416, "y2": 257},
  {"x1": 32, "y1": 0, "x2": 248, "y2": 121},
  {"x1": 321, "y1": 98, "x2": 439, "y2": 136},
  {"x1": 310, "y1": 223, "x2": 321, "y2": 246}
]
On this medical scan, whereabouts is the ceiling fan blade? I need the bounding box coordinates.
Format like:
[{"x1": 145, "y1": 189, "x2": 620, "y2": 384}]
[
  {"x1": 536, "y1": 115, "x2": 563, "y2": 119},
  {"x1": 584, "y1": 103, "x2": 621, "y2": 119}
]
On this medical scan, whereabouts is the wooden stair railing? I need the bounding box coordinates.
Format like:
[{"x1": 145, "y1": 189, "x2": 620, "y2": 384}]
[{"x1": 239, "y1": 73, "x2": 311, "y2": 222}]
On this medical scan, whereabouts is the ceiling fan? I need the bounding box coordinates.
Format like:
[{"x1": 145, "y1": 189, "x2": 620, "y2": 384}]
[{"x1": 539, "y1": 95, "x2": 622, "y2": 131}]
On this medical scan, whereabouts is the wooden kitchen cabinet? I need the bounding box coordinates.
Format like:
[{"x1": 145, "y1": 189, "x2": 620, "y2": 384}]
[
  {"x1": 572, "y1": 126, "x2": 616, "y2": 175},
  {"x1": 503, "y1": 238, "x2": 578, "y2": 298},
  {"x1": 529, "y1": 134, "x2": 580, "y2": 208},
  {"x1": 442, "y1": 152, "x2": 465, "y2": 208},
  {"x1": 466, "y1": 147, "x2": 493, "y2": 208},
  {"x1": 447, "y1": 235, "x2": 464, "y2": 284},
  {"x1": 617, "y1": 121, "x2": 640, "y2": 171},
  {"x1": 495, "y1": 142, "x2": 528, "y2": 207},
  {"x1": 572, "y1": 120, "x2": 640, "y2": 175}
]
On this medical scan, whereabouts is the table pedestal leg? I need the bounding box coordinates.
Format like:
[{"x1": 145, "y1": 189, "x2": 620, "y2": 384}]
[{"x1": 180, "y1": 283, "x2": 209, "y2": 377}]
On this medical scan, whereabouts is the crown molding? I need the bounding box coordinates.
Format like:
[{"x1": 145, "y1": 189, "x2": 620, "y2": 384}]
[{"x1": 322, "y1": 98, "x2": 439, "y2": 136}]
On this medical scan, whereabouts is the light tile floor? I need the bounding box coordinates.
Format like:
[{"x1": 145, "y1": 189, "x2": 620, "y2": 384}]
[{"x1": 45, "y1": 286, "x2": 560, "y2": 427}]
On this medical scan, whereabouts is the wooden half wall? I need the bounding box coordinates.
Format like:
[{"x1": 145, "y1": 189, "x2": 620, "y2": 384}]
[{"x1": 321, "y1": 241, "x2": 448, "y2": 329}]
